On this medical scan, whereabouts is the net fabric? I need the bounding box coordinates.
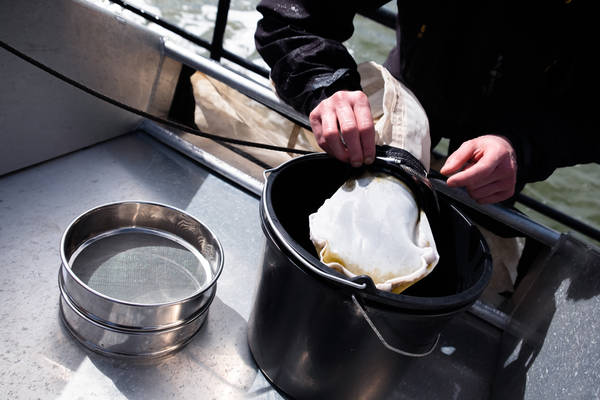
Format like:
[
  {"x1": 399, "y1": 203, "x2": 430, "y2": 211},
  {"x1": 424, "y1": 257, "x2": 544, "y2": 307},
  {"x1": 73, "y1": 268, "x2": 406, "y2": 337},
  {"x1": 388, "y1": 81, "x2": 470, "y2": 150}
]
[
  {"x1": 359, "y1": 61, "x2": 431, "y2": 170},
  {"x1": 309, "y1": 172, "x2": 440, "y2": 293}
]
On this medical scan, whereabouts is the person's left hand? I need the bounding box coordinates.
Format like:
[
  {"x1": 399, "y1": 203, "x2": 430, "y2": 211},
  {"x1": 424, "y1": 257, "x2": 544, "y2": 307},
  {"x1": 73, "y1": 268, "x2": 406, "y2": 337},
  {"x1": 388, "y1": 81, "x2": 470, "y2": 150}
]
[{"x1": 440, "y1": 135, "x2": 517, "y2": 204}]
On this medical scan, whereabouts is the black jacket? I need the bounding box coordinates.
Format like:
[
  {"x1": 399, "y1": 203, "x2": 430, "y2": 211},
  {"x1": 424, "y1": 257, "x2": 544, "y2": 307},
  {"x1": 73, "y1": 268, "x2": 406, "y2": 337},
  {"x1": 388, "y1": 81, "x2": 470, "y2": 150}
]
[{"x1": 255, "y1": 0, "x2": 597, "y2": 188}]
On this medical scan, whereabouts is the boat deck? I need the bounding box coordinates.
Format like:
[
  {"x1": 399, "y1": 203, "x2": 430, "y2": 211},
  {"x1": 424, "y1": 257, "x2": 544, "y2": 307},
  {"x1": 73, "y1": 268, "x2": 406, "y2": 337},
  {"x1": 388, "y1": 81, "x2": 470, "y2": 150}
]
[{"x1": 1, "y1": 131, "x2": 504, "y2": 399}]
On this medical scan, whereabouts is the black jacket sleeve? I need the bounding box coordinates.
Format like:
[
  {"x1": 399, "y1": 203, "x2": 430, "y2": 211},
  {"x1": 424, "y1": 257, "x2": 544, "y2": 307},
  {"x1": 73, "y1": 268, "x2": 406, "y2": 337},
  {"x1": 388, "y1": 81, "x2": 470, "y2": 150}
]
[
  {"x1": 255, "y1": 0, "x2": 387, "y2": 115},
  {"x1": 501, "y1": 109, "x2": 598, "y2": 190}
]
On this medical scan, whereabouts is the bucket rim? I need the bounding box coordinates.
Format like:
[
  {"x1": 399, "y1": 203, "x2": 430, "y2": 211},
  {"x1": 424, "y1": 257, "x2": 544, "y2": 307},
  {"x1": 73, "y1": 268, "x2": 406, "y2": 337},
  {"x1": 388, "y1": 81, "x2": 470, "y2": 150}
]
[{"x1": 261, "y1": 153, "x2": 493, "y2": 311}]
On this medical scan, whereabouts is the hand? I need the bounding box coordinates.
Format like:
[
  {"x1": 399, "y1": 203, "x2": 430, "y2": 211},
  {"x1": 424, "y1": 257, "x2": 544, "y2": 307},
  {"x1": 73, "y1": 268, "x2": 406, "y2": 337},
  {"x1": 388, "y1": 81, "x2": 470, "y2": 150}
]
[
  {"x1": 440, "y1": 135, "x2": 517, "y2": 204},
  {"x1": 309, "y1": 90, "x2": 376, "y2": 167}
]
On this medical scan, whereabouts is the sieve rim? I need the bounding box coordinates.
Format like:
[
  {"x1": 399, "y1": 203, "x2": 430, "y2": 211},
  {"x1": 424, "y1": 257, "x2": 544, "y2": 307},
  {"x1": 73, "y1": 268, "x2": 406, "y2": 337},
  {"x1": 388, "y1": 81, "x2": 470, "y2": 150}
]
[
  {"x1": 60, "y1": 200, "x2": 224, "y2": 308},
  {"x1": 59, "y1": 277, "x2": 212, "y2": 359}
]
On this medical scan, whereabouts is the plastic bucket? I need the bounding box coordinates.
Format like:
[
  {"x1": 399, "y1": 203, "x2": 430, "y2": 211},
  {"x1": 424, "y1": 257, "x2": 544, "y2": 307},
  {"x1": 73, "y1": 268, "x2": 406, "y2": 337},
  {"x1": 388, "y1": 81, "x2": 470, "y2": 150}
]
[{"x1": 248, "y1": 153, "x2": 492, "y2": 399}]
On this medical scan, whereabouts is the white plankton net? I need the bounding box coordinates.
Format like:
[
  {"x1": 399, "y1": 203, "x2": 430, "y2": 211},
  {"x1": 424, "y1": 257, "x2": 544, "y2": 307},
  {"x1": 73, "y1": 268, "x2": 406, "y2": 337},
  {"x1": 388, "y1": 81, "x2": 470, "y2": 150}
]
[{"x1": 309, "y1": 172, "x2": 440, "y2": 293}]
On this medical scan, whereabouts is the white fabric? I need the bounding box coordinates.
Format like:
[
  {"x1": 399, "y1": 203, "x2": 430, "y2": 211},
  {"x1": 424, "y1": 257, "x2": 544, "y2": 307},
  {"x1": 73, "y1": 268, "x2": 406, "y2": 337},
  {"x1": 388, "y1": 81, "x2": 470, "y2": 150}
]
[
  {"x1": 308, "y1": 63, "x2": 436, "y2": 293},
  {"x1": 309, "y1": 172, "x2": 439, "y2": 293},
  {"x1": 358, "y1": 61, "x2": 431, "y2": 171},
  {"x1": 190, "y1": 62, "x2": 431, "y2": 170},
  {"x1": 191, "y1": 71, "x2": 320, "y2": 167}
]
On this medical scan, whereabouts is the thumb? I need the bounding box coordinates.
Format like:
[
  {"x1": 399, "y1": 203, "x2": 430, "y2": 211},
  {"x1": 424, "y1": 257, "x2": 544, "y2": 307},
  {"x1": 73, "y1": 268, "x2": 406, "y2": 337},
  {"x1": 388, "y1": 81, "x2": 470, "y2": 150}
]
[{"x1": 440, "y1": 141, "x2": 476, "y2": 175}]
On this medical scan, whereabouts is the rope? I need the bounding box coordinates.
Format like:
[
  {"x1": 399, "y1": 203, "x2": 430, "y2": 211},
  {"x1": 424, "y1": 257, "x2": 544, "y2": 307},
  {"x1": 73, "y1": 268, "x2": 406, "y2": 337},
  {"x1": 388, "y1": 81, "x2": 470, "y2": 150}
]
[{"x1": 0, "y1": 40, "x2": 313, "y2": 155}]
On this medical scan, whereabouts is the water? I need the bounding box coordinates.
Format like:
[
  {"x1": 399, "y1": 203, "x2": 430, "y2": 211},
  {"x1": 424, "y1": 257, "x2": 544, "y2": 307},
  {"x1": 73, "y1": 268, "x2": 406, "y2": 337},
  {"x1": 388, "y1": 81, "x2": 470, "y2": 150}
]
[{"x1": 123, "y1": 0, "x2": 599, "y2": 243}]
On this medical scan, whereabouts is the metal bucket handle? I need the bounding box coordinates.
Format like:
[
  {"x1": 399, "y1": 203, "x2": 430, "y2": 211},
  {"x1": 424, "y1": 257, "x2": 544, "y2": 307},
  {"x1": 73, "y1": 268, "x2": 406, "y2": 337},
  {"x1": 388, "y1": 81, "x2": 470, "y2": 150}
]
[{"x1": 351, "y1": 294, "x2": 439, "y2": 357}]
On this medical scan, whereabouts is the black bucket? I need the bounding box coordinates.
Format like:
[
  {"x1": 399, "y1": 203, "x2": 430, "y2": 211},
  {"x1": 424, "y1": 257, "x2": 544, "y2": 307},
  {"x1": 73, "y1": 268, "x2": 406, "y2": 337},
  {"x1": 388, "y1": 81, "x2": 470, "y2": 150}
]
[{"x1": 248, "y1": 152, "x2": 492, "y2": 399}]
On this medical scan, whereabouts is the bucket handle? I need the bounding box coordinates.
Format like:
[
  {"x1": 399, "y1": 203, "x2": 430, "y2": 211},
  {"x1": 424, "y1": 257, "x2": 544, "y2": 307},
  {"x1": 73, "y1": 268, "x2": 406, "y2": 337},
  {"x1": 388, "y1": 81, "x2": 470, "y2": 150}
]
[
  {"x1": 262, "y1": 160, "x2": 292, "y2": 182},
  {"x1": 263, "y1": 167, "x2": 276, "y2": 182},
  {"x1": 352, "y1": 295, "x2": 439, "y2": 358}
]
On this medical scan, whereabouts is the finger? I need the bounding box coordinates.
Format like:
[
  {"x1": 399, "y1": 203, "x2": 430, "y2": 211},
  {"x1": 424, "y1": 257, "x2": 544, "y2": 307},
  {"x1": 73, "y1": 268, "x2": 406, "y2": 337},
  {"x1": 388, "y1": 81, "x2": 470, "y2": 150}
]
[
  {"x1": 464, "y1": 158, "x2": 516, "y2": 192},
  {"x1": 335, "y1": 104, "x2": 362, "y2": 167},
  {"x1": 309, "y1": 112, "x2": 323, "y2": 144},
  {"x1": 353, "y1": 96, "x2": 376, "y2": 164},
  {"x1": 311, "y1": 115, "x2": 334, "y2": 155},
  {"x1": 445, "y1": 155, "x2": 496, "y2": 188},
  {"x1": 320, "y1": 110, "x2": 349, "y2": 162},
  {"x1": 440, "y1": 141, "x2": 477, "y2": 175}
]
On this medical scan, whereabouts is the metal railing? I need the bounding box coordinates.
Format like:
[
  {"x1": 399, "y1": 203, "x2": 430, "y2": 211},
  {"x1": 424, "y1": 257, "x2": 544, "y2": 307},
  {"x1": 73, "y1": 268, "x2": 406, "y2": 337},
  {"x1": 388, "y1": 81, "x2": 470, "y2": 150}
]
[
  {"x1": 109, "y1": 0, "x2": 270, "y2": 78},
  {"x1": 108, "y1": 0, "x2": 600, "y2": 243},
  {"x1": 110, "y1": 0, "x2": 396, "y2": 79}
]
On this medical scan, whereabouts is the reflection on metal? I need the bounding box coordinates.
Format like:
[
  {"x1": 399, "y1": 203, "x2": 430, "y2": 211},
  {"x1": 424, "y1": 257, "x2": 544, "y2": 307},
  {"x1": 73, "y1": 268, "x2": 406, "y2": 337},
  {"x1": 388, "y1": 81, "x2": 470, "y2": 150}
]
[{"x1": 469, "y1": 300, "x2": 511, "y2": 331}]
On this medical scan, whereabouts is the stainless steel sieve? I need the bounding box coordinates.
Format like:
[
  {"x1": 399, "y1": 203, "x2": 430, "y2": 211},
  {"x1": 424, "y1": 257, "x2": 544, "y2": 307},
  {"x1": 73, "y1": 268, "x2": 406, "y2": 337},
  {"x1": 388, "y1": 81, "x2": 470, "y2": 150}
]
[{"x1": 58, "y1": 201, "x2": 224, "y2": 359}]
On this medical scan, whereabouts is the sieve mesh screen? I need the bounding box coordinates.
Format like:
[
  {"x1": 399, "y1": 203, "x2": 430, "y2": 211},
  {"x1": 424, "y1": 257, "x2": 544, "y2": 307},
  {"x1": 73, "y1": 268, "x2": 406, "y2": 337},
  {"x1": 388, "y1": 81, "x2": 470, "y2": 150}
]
[{"x1": 70, "y1": 230, "x2": 211, "y2": 304}]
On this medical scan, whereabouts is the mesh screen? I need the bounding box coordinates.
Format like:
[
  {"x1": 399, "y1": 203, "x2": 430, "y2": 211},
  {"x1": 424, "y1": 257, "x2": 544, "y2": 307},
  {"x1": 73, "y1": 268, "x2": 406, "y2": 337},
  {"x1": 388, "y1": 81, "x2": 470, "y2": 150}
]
[{"x1": 70, "y1": 231, "x2": 210, "y2": 304}]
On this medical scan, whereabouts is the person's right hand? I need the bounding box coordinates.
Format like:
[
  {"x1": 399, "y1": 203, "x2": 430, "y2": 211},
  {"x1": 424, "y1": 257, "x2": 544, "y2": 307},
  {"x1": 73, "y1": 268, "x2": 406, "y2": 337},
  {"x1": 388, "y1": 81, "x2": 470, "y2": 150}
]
[{"x1": 309, "y1": 90, "x2": 376, "y2": 167}]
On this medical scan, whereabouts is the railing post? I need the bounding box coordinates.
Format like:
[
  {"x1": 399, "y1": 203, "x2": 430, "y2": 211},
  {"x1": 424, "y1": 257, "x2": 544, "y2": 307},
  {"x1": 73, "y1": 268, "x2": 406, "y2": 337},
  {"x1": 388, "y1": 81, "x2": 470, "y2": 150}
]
[{"x1": 210, "y1": 0, "x2": 231, "y2": 61}]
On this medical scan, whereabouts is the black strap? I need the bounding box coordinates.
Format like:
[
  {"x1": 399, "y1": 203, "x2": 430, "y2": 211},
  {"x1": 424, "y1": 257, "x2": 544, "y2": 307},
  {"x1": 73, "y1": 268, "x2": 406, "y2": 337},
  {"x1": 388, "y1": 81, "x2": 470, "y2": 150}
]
[
  {"x1": 0, "y1": 40, "x2": 312, "y2": 155},
  {"x1": 375, "y1": 145, "x2": 428, "y2": 177}
]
